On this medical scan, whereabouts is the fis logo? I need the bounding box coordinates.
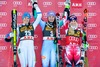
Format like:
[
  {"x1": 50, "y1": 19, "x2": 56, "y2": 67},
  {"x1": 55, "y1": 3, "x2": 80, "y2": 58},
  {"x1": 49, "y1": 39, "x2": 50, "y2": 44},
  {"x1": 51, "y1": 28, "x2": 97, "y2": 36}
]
[
  {"x1": 0, "y1": 12, "x2": 7, "y2": 18},
  {"x1": 0, "y1": 1, "x2": 7, "y2": 6},
  {"x1": 13, "y1": 1, "x2": 22, "y2": 7},
  {"x1": 87, "y1": 2, "x2": 96, "y2": 7},
  {"x1": 43, "y1": 2, "x2": 52, "y2": 7}
]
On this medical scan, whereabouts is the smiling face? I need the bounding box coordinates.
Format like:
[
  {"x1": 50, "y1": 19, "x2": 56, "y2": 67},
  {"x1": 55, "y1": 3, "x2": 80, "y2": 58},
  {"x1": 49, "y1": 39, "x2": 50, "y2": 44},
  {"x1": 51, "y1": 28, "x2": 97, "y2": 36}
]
[
  {"x1": 22, "y1": 17, "x2": 30, "y2": 24},
  {"x1": 69, "y1": 20, "x2": 78, "y2": 29},
  {"x1": 47, "y1": 16, "x2": 55, "y2": 22}
]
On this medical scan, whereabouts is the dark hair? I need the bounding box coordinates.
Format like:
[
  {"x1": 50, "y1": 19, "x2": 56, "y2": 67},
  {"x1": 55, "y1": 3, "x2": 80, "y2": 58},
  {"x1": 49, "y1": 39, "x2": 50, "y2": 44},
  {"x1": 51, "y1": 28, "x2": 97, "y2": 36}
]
[
  {"x1": 47, "y1": 17, "x2": 56, "y2": 36},
  {"x1": 53, "y1": 19, "x2": 56, "y2": 35}
]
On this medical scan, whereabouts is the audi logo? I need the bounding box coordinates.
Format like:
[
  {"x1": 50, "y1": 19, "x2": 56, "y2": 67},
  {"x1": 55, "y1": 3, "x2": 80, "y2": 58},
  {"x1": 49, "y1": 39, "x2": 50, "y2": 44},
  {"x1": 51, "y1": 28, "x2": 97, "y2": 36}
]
[
  {"x1": 13, "y1": 1, "x2": 22, "y2": 5},
  {"x1": 69, "y1": 37, "x2": 79, "y2": 42},
  {"x1": 73, "y1": 13, "x2": 82, "y2": 16},
  {"x1": 0, "y1": 46, "x2": 7, "y2": 51},
  {"x1": 57, "y1": 2, "x2": 64, "y2": 6},
  {"x1": 89, "y1": 46, "x2": 98, "y2": 50},
  {"x1": 0, "y1": 12, "x2": 7, "y2": 16},
  {"x1": 43, "y1": 2, "x2": 52, "y2": 6},
  {"x1": 88, "y1": 24, "x2": 97, "y2": 27},
  {"x1": 34, "y1": 46, "x2": 38, "y2": 49},
  {"x1": 88, "y1": 35, "x2": 97, "y2": 38},
  {"x1": 0, "y1": 35, "x2": 5, "y2": 38},
  {"x1": 88, "y1": 13, "x2": 97, "y2": 17},
  {"x1": 0, "y1": 1, "x2": 7, "y2": 5},
  {"x1": 87, "y1": 2, "x2": 96, "y2": 6},
  {"x1": 0, "y1": 23, "x2": 7, "y2": 27}
]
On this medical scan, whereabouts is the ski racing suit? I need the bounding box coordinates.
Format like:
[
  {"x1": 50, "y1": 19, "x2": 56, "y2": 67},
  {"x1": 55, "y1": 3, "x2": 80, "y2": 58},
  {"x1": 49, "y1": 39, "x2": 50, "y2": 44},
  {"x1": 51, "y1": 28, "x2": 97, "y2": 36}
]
[
  {"x1": 5, "y1": 4, "x2": 42, "y2": 67},
  {"x1": 39, "y1": 21, "x2": 56, "y2": 67},
  {"x1": 64, "y1": 27, "x2": 83, "y2": 66},
  {"x1": 60, "y1": 17, "x2": 83, "y2": 66}
]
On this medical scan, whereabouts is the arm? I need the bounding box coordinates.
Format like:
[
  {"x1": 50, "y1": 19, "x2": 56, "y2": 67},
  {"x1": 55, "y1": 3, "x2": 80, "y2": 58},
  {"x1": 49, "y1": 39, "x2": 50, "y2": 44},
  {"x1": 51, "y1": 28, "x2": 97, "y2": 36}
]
[
  {"x1": 32, "y1": 2, "x2": 45, "y2": 31},
  {"x1": 5, "y1": 26, "x2": 19, "y2": 42},
  {"x1": 16, "y1": 26, "x2": 19, "y2": 42},
  {"x1": 59, "y1": 3, "x2": 70, "y2": 27},
  {"x1": 5, "y1": 32, "x2": 12, "y2": 42},
  {"x1": 39, "y1": 20, "x2": 46, "y2": 31},
  {"x1": 32, "y1": 2, "x2": 42, "y2": 30}
]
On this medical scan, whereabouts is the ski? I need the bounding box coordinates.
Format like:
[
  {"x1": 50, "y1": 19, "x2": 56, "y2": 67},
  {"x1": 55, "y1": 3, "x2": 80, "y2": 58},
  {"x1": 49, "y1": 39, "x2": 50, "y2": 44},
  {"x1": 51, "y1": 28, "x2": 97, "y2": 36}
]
[
  {"x1": 11, "y1": 9, "x2": 17, "y2": 67},
  {"x1": 81, "y1": 9, "x2": 89, "y2": 67},
  {"x1": 56, "y1": 13, "x2": 63, "y2": 67},
  {"x1": 64, "y1": 0, "x2": 70, "y2": 18}
]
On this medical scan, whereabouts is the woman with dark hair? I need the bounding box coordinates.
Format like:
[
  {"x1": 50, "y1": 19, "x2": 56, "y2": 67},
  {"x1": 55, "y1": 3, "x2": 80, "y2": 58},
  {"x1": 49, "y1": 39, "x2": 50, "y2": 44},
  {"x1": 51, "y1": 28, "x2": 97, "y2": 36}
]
[{"x1": 39, "y1": 11, "x2": 57, "y2": 67}]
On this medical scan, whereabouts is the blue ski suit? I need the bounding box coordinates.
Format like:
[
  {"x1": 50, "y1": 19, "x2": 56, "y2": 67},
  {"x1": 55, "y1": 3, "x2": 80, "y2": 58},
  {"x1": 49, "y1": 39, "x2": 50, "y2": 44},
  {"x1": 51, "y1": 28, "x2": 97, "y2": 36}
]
[{"x1": 40, "y1": 21, "x2": 57, "y2": 67}]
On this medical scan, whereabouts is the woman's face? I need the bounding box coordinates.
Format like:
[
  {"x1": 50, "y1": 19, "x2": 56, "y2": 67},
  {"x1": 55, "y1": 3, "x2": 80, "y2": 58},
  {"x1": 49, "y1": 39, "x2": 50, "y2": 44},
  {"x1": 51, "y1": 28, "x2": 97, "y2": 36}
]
[
  {"x1": 23, "y1": 17, "x2": 30, "y2": 24},
  {"x1": 48, "y1": 16, "x2": 55, "y2": 22},
  {"x1": 69, "y1": 20, "x2": 78, "y2": 29}
]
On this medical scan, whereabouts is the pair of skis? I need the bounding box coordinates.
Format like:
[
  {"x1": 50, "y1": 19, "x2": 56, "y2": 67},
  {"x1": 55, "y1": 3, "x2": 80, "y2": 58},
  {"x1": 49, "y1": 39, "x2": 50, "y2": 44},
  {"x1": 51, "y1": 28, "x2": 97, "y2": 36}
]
[
  {"x1": 4, "y1": 9, "x2": 17, "y2": 66},
  {"x1": 5, "y1": 9, "x2": 17, "y2": 67},
  {"x1": 81, "y1": 9, "x2": 89, "y2": 67},
  {"x1": 11, "y1": 9, "x2": 17, "y2": 67},
  {"x1": 56, "y1": 0, "x2": 70, "y2": 67},
  {"x1": 56, "y1": 13, "x2": 63, "y2": 67}
]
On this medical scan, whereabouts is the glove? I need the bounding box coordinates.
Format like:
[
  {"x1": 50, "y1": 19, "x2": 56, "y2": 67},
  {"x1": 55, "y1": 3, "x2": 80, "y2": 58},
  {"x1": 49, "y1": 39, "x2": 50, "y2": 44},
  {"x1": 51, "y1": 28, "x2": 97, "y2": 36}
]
[
  {"x1": 9, "y1": 32, "x2": 14, "y2": 37},
  {"x1": 54, "y1": 38, "x2": 58, "y2": 44},
  {"x1": 33, "y1": 2, "x2": 38, "y2": 8},
  {"x1": 4, "y1": 32, "x2": 13, "y2": 42},
  {"x1": 64, "y1": 2, "x2": 70, "y2": 9},
  {"x1": 81, "y1": 42, "x2": 89, "y2": 51},
  {"x1": 31, "y1": 0, "x2": 37, "y2": 4}
]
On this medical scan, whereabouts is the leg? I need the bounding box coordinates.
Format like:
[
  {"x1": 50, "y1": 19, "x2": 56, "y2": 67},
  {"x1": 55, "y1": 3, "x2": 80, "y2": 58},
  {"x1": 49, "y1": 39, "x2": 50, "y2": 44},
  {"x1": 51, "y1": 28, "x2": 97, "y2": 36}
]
[
  {"x1": 17, "y1": 41, "x2": 27, "y2": 67},
  {"x1": 66, "y1": 63, "x2": 72, "y2": 67},
  {"x1": 50, "y1": 44, "x2": 56, "y2": 67},
  {"x1": 65, "y1": 45, "x2": 73, "y2": 66},
  {"x1": 41, "y1": 41, "x2": 50, "y2": 67},
  {"x1": 27, "y1": 41, "x2": 36, "y2": 67},
  {"x1": 73, "y1": 46, "x2": 81, "y2": 66}
]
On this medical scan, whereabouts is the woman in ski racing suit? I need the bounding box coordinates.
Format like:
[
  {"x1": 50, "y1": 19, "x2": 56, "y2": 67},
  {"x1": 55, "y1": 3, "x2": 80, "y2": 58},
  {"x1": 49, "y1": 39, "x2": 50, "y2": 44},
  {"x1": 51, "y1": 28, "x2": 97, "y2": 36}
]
[
  {"x1": 5, "y1": 2, "x2": 42, "y2": 67},
  {"x1": 39, "y1": 11, "x2": 57, "y2": 67},
  {"x1": 60, "y1": 4, "x2": 89, "y2": 67}
]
